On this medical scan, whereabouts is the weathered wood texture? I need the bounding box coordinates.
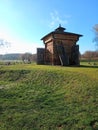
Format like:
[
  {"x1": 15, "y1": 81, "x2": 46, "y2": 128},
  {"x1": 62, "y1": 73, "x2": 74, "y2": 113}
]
[
  {"x1": 37, "y1": 48, "x2": 45, "y2": 64},
  {"x1": 37, "y1": 26, "x2": 82, "y2": 66}
]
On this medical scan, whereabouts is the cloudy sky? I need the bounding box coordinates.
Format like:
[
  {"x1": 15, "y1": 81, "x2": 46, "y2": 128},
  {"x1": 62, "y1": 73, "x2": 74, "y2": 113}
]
[{"x1": 0, "y1": 0, "x2": 98, "y2": 54}]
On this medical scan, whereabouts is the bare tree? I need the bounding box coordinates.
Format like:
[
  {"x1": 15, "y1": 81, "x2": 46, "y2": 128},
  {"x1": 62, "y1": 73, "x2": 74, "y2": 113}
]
[
  {"x1": 0, "y1": 39, "x2": 4, "y2": 47},
  {"x1": 21, "y1": 53, "x2": 33, "y2": 63},
  {"x1": 93, "y1": 24, "x2": 98, "y2": 50},
  {"x1": 81, "y1": 51, "x2": 98, "y2": 65},
  {"x1": 0, "y1": 38, "x2": 10, "y2": 47},
  {"x1": 83, "y1": 51, "x2": 93, "y2": 63}
]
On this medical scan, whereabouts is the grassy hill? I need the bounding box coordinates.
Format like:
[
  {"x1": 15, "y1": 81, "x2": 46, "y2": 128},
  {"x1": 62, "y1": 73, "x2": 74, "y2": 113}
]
[{"x1": 0, "y1": 64, "x2": 98, "y2": 130}]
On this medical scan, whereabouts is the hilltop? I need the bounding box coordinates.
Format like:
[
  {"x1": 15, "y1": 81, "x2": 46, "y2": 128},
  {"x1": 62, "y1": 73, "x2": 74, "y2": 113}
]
[{"x1": 0, "y1": 64, "x2": 98, "y2": 130}]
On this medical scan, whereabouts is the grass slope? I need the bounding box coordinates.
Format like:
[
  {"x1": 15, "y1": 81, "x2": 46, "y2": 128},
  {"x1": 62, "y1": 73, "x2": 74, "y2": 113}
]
[{"x1": 0, "y1": 64, "x2": 98, "y2": 130}]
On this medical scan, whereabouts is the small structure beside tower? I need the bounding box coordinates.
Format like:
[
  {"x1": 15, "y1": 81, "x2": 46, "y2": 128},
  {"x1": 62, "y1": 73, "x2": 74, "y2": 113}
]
[{"x1": 37, "y1": 25, "x2": 82, "y2": 66}]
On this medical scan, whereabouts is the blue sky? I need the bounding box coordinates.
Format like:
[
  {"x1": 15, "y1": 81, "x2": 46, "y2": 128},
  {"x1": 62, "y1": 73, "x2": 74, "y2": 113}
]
[{"x1": 0, "y1": 0, "x2": 98, "y2": 54}]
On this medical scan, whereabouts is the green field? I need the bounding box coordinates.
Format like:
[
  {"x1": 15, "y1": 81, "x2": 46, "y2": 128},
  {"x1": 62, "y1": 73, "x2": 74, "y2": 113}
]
[{"x1": 0, "y1": 63, "x2": 98, "y2": 130}]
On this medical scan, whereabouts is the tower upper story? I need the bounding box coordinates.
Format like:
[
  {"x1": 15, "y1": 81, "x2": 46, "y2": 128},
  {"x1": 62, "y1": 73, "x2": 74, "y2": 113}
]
[{"x1": 41, "y1": 25, "x2": 83, "y2": 45}]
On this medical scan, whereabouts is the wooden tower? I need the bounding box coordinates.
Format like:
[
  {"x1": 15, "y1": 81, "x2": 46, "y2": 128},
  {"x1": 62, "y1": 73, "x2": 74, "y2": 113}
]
[{"x1": 37, "y1": 25, "x2": 82, "y2": 66}]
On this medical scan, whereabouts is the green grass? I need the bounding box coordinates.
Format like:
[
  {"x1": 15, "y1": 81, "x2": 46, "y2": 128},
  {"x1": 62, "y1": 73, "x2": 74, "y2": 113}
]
[{"x1": 0, "y1": 63, "x2": 98, "y2": 130}]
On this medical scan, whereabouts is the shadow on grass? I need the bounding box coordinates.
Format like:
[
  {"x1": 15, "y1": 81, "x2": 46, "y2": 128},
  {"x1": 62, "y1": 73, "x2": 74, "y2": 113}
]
[{"x1": 79, "y1": 65, "x2": 98, "y2": 68}]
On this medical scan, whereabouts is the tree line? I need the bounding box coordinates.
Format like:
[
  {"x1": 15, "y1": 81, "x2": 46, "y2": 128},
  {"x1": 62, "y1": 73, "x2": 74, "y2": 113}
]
[
  {"x1": 0, "y1": 53, "x2": 37, "y2": 63},
  {"x1": 80, "y1": 51, "x2": 98, "y2": 61}
]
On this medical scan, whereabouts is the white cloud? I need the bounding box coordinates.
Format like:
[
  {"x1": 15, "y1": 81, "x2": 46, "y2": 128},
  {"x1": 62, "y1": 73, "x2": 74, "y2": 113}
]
[
  {"x1": 0, "y1": 40, "x2": 44, "y2": 54},
  {"x1": 49, "y1": 10, "x2": 70, "y2": 28},
  {"x1": 0, "y1": 29, "x2": 43, "y2": 54},
  {"x1": 0, "y1": 40, "x2": 42, "y2": 54}
]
